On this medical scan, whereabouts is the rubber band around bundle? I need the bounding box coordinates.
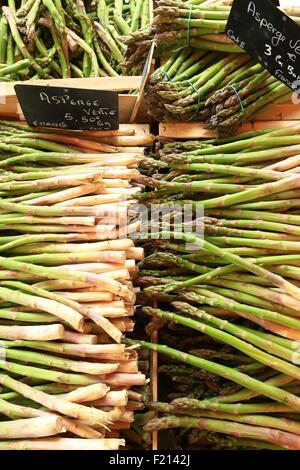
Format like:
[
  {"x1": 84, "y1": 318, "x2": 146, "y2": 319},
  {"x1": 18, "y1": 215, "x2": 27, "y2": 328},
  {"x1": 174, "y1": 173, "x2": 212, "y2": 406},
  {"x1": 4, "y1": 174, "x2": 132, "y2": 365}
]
[
  {"x1": 187, "y1": 80, "x2": 201, "y2": 121},
  {"x1": 186, "y1": 5, "x2": 193, "y2": 47},
  {"x1": 230, "y1": 85, "x2": 245, "y2": 125}
]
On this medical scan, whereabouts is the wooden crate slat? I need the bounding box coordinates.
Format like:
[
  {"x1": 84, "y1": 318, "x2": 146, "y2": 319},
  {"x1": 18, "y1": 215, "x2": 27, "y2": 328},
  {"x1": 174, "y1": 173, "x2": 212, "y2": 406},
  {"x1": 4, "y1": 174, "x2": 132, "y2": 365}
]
[
  {"x1": 0, "y1": 76, "x2": 142, "y2": 94},
  {"x1": 255, "y1": 104, "x2": 300, "y2": 120},
  {"x1": 159, "y1": 102, "x2": 300, "y2": 138},
  {"x1": 159, "y1": 120, "x2": 300, "y2": 139}
]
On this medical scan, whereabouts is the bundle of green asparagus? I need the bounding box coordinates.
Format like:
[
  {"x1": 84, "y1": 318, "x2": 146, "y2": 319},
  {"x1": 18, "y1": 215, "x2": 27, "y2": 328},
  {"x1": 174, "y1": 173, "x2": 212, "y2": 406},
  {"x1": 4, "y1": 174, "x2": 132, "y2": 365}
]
[
  {"x1": 124, "y1": 0, "x2": 300, "y2": 74},
  {"x1": 0, "y1": 120, "x2": 147, "y2": 449},
  {"x1": 145, "y1": 48, "x2": 291, "y2": 125},
  {"x1": 132, "y1": 123, "x2": 300, "y2": 450},
  {"x1": 204, "y1": 75, "x2": 291, "y2": 137},
  {"x1": 0, "y1": 0, "x2": 153, "y2": 80},
  {"x1": 152, "y1": 0, "x2": 300, "y2": 48}
]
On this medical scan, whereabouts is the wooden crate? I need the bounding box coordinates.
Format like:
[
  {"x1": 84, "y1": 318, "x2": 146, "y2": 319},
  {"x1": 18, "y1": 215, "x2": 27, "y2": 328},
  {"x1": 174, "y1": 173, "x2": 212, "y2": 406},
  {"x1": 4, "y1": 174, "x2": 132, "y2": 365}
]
[
  {"x1": 0, "y1": 76, "x2": 149, "y2": 124},
  {"x1": 159, "y1": 102, "x2": 300, "y2": 138}
]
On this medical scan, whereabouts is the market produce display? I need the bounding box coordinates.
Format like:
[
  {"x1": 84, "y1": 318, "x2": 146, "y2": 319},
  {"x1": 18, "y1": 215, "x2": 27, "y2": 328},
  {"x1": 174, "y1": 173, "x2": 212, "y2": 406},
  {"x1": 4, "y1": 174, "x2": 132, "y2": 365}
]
[
  {"x1": 0, "y1": 0, "x2": 299, "y2": 454},
  {"x1": 0, "y1": 0, "x2": 153, "y2": 80},
  {"x1": 0, "y1": 120, "x2": 148, "y2": 449},
  {"x1": 132, "y1": 124, "x2": 300, "y2": 450}
]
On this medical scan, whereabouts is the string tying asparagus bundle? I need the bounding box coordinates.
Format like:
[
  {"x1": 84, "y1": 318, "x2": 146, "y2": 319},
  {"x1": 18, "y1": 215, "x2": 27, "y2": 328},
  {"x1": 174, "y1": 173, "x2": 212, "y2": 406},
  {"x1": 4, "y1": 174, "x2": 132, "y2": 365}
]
[
  {"x1": 134, "y1": 123, "x2": 300, "y2": 450},
  {"x1": 0, "y1": 120, "x2": 147, "y2": 449}
]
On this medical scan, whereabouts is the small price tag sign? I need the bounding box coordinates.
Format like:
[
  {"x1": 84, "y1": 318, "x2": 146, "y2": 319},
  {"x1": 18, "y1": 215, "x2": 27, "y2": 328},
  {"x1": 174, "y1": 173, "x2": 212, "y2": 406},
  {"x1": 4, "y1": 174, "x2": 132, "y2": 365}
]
[
  {"x1": 225, "y1": 0, "x2": 300, "y2": 91},
  {"x1": 15, "y1": 84, "x2": 119, "y2": 130}
]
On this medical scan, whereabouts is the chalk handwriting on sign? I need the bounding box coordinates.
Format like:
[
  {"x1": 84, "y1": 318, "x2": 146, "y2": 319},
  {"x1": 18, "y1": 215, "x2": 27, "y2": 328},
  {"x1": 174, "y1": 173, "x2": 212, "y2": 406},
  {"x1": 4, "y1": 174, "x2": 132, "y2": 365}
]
[
  {"x1": 225, "y1": 0, "x2": 300, "y2": 91},
  {"x1": 15, "y1": 85, "x2": 119, "y2": 130}
]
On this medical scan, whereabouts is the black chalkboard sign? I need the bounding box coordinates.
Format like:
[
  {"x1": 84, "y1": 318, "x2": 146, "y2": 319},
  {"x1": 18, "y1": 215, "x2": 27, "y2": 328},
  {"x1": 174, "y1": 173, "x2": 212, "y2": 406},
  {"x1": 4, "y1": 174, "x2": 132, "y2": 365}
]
[
  {"x1": 15, "y1": 84, "x2": 119, "y2": 130},
  {"x1": 225, "y1": 0, "x2": 300, "y2": 91}
]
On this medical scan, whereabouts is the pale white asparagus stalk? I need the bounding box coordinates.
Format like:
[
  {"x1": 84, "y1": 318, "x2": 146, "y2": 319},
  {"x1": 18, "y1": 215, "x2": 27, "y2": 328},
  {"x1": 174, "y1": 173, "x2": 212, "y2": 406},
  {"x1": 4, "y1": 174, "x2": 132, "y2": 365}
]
[
  {"x1": 98, "y1": 373, "x2": 147, "y2": 387},
  {"x1": 102, "y1": 187, "x2": 141, "y2": 195},
  {"x1": 1, "y1": 216, "x2": 96, "y2": 226},
  {"x1": 266, "y1": 154, "x2": 300, "y2": 171},
  {"x1": 35, "y1": 281, "x2": 94, "y2": 290},
  {"x1": 61, "y1": 384, "x2": 110, "y2": 403},
  {"x1": 1, "y1": 281, "x2": 105, "y2": 318},
  {"x1": 62, "y1": 331, "x2": 98, "y2": 344},
  {"x1": 101, "y1": 179, "x2": 130, "y2": 188},
  {"x1": 0, "y1": 286, "x2": 84, "y2": 332},
  {"x1": 82, "y1": 300, "x2": 124, "y2": 308},
  {"x1": 20, "y1": 239, "x2": 134, "y2": 255},
  {"x1": 4, "y1": 340, "x2": 125, "y2": 357},
  {"x1": 97, "y1": 407, "x2": 133, "y2": 423},
  {"x1": 53, "y1": 416, "x2": 103, "y2": 439},
  {"x1": 83, "y1": 306, "x2": 129, "y2": 318},
  {"x1": 18, "y1": 225, "x2": 115, "y2": 234},
  {"x1": 0, "y1": 438, "x2": 124, "y2": 450},
  {"x1": 59, "y1": 251, "x2": 127, "y2": 264},
  {"x1": 34, "y1": 167, "x2": 138, "y2": 179},
  {"x1": 125, "y1": 305, "x2": 135, "y2": 316},
  {"x1": 0, "y1": 416, "x2": 66, "y2": 439},
  {"x1": 63, "y1": 152, "x2": 139, "y2": 160},
  {"x1": 113, "y1": 360, "x2": 138, "y2": 373},
  {"x1": 126, "y1": 247, "x2": 144, "y2": 260},
  {"x1": 127, "y1": 390, "x2": 143, "y2": 402},
  {"x1": 0, "y1": 324, "x2": 64, "y2": 340},
  {"x1": 54, "y1": 291, "x2": 114, "y2": 301},
  {"x1": 0, "y1": 258, "x2": 130, "y2": 297},
  {"x1": 58, "y1": 262, "x2": 127, "y2": 274},
  {"x1": 96, "y1": 269, "x2": 130, "y2": 280},
  {"x1": 56, "y1": 291, "x2": 117, "y2": 304},
  {"x1": 3, "y1": 348, "x2": 119, "y2": 375},
  {"x1": 57, "y1": 155, "x2": 142, "y2": 167},
  {"x1": 89, "y1": 390, "x2": 128, "y2": 407},
  {"x1": 55, "y1": 191, "x2": 141, "y2": 207},
  {"x1": 25, "y1": 184, "x2": 104, "y2": 205},
  {"x1": 0, "y1": 173, "x2": 103, "y2": 192},
  {"x1": 107, "y1": 406, "x2": 131, "y2": 422},
  {"x1": 0, "y1": 398, "x2": 101, "y2": 439},
  {"x1": 56, "y1": 195, "x2": 136, "y2": 207},
  {"x1": 119, "y1": 280, "x2": 134, "y2": 289},
  {"x1": 116, "y1": 410, "x2": 134, "y2": 423},
  {"x1": 0, "y1": 375, "x2": 110, "y2": 426},
  {"x1": 86, "y1": 311, "x2": 122, "y2": 343},
  {"x1": 125, "y1": 259, "x2": 138, "y2": 274}
]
